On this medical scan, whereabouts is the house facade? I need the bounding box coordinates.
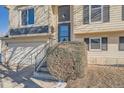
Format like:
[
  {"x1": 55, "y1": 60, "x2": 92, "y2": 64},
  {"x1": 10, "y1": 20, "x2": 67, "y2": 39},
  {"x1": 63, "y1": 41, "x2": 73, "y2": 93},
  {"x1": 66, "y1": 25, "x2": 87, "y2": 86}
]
[
  {"x1": 74, "y1": 5, "x2": 124, "y2": 65},
  {"x1": 1, "y1": 5, "x2": 56, "y2": 66},
  {"x1": 1, "y1": 5, "x2": 124, "y2": 66}
]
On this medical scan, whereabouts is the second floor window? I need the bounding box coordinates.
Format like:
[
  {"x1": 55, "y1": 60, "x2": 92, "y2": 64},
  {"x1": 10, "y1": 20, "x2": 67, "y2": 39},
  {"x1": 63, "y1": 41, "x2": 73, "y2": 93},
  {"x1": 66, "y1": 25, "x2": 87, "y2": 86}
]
[
  {"x1": 91, "y1": 5, "x2": 102, "y2": 22},
  {"x1": 83, "y1": 5, "x2": 109, "y2": 24},
  {"x1": 21, "y1": 8, "x2": 34, "y2": 26}
]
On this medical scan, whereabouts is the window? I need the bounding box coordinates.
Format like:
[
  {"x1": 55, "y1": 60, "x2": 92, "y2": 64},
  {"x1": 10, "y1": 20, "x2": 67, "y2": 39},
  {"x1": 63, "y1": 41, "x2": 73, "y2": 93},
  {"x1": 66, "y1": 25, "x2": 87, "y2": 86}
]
[
  {"x1": 102, "y1": 37, "x2": 108, "y2": 51},
  {"x1": 58, "y1": 6, "x2": 70, "y2": 22},
  {"x1": 84, "y1": 38, "x2": 89, "y2": 50},
  {"x1": 21, "y1": 8, "x2": 34, "y2": 26},
  {"x1": 83, "y1": 5, "x2": 109, "y2": 24},
  {"x1": 28, "y1": 8, "x2": 34, "y2": 24},
  {"x1": 21, "y1": 10, "x2": 27, "y2": 25},
  {"x1": 84, "y1": 37, "x2": 108, "y2": 51},
  {"x1": 122, "y1": 6, "x2": 124, "y2": 20},
  {"x1": 119, "y1": 37, "x2": 124, "y2": 51},
  {"x1": 91, "y1": 5, "x2": 102, "y2": 22},
  {"x1": 90, "y1": 38, "x2": 101, "y2": 50}
]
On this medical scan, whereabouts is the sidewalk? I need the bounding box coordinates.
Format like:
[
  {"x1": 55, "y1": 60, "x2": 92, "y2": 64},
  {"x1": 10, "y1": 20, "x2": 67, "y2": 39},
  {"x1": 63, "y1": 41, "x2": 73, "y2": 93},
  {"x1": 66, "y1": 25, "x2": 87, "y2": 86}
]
[
  {"x1": 0, "y1": 64, "x2": 41, "y2": 88},
  {"x1": 0, "y1": 64, "x2": 66, "y2": 88}
]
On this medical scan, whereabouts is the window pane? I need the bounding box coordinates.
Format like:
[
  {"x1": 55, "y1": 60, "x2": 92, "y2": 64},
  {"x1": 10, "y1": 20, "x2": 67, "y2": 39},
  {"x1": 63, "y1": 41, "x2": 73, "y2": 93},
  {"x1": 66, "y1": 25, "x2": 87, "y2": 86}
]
[
  {"x1": 120, "y1": 37, "x2": 124, "y2": 43},
  {"x1": 122, "y1": 6, "x2": 124, "y2": 20},
  {"x1": 103, "y1": 5, "x2": 110, "y2": 22},
  {"x1": 28, "y1": 8, "x2": 34, "y2": 24},
  {"x1": 58, "y1": 6, "x2": 70, "y2": 22},
  {"x1": 119, "y1": 37, "x2": 124, "y2": 51},
  {"x1": 91, "y1": 38, "x2": 100, "y2": 49},
  {"x1": 21, "y1": 10, "x2": 27, "y2": 25},
  {"x1": 84, "y1": 38, "x2": 89, "y2": 50},
  {"x1": 91, "y1": 5, "x2": 101, "y2": 8},
  {"x1": 102, "y1": 37, "x2": 108, "y2": 51},
  {"x1": 91, "y1": 8, "x2": 101, "y2": 22},
  {"x1": 83, "y1": 5, "x2": 89, "y2": 24}
]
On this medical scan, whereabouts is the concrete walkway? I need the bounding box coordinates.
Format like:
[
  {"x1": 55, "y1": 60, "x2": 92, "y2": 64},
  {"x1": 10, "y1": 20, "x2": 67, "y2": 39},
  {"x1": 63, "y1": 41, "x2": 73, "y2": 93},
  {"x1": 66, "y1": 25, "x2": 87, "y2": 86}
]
[{"x1": 0, "y1": 64, "x2": 66, "y2": 88}]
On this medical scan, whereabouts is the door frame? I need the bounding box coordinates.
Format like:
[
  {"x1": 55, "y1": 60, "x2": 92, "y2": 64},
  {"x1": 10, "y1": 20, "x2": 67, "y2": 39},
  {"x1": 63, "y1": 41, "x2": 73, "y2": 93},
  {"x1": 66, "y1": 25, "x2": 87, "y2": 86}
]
[{"x1": 57, "y1": 5, "x2": 71, "y2": 42}]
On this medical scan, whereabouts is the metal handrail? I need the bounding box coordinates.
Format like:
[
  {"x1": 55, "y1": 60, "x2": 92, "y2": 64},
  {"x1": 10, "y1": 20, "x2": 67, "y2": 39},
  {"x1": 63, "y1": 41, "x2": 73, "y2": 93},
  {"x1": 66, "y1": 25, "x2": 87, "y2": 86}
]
[
  {"x1": 35, "y1": 41, "x2": 63, "y2": 72},
  {"x1": 34, "y1": 42, "x2": 50, "y2": 59},
  {"x1": 34, "y1": 42, "x2": 50, "y2": 69},
  {"x1": 34, "y1": 38, "x2": 55, "y2": 71}
]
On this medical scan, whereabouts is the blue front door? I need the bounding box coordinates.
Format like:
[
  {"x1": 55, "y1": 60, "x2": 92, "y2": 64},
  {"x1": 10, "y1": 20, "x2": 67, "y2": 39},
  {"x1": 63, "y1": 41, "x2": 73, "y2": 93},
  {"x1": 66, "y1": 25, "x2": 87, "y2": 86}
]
[{"x1": 58, "y1": 23, "x2": 70, "y2": 42}]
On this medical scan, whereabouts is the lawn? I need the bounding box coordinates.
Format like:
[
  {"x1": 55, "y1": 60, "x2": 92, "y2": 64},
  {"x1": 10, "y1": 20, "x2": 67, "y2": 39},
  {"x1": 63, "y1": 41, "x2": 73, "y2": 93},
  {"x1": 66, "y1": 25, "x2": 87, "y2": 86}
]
[
  {"x1": 66, "y1": 64, "x2": 124, "y2": 88},
  {"x1": 0, "y1": 64, "x2": 124, "y2": 88}
]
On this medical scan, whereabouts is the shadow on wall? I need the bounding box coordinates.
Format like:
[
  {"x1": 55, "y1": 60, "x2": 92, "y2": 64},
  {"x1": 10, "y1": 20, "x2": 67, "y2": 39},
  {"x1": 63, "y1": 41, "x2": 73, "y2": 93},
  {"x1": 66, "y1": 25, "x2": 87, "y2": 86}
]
[{"x1": 4, "y1": 43, "x2": 45, "y2": 70}]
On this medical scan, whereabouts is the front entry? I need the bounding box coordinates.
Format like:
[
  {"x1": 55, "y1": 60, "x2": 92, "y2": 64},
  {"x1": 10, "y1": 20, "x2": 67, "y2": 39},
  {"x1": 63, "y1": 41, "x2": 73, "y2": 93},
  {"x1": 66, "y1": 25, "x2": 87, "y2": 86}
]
[
  {"x1": 58, "y1": 5, "x2": 71, "y2": 42},
  {"x1": 58, "y1": 23, "x2": 70, "y2": 42}
]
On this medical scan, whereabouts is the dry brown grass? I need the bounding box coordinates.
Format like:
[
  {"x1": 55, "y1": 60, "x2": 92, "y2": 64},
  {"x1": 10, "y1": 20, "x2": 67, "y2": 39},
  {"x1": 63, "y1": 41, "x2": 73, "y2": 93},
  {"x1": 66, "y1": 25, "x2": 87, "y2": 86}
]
[{"x1": 66, "y1": 64, "x2": 124, "y2": 88}]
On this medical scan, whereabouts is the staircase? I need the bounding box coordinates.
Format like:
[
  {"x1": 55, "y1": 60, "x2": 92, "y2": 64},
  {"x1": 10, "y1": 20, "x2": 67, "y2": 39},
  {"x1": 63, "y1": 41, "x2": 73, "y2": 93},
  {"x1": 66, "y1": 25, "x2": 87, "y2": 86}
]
[
  {"x1": 33, "y1": 62, "x2": 58, "y2": 81},
  {"x1": 32, "y1": 40, "x2": 67, "y2": 88}
]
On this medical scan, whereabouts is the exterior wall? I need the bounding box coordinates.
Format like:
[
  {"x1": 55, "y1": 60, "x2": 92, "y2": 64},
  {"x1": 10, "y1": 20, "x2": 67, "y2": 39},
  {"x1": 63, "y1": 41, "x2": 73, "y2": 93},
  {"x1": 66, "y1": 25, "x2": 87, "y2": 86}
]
[
  {"x1": 73, "y1": 5, "x2": 124, "y2": 34},
  {"x1": 73, "y1": 5, "x2": 124, "y2": 65},
  {"x1": 2, "y1": 36, "x2": 48, "y2": 67},
  {"x1": 6, "y1": 5, "x2": 124, "y2": 65},
  {"x1": 9, "y1": 5, "x2": 50, "y2": 29},
  {"x1": 6, "y1": 42, "x2": 45, "y2": 65},
  {"x1": 8, "y1": 5, "x2": 57, "y2": 41},
  {"x1": 75, "y1": 32, "x2": 124, "y2": 65},
  {"x1": 9, "y1": 7, "x2": 19, "y2": 29},
  {"x1": 4, "y1": 5, "x2": 57, "y2": 66}
]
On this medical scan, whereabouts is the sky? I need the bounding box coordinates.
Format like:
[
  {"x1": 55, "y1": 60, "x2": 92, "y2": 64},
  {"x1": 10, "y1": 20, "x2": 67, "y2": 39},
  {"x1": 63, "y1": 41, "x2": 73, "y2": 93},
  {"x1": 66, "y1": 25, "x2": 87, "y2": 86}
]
[{"x1": 0, "y1": 5, "x2": 8, "y2": 36}]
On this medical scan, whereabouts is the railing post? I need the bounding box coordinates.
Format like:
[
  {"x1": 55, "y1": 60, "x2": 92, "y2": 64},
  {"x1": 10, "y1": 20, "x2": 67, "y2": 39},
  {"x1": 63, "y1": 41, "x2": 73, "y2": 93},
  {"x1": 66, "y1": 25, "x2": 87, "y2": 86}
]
[{"x1": 34, "y1": 55, "x2": 37, "y2": 71}]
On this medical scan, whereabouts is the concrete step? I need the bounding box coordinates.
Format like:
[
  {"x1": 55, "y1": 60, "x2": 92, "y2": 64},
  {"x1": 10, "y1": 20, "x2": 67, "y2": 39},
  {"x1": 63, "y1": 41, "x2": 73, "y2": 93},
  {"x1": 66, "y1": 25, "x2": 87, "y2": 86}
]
[
  {"x1": 38, "y1": 67, "x2": 49, "y2": 72},
  {"x1": 39, "y1": 62, "x2": 47, "y2": 67},
  {"x1": 33, "y1": 72, "x2": 57, "y2": 81},
  {"x1": 42, "y1": 62, "x2": 47, "y2": 66},
  {"x1": 36, "y1": 62, "x2": 47, "y2": 72},
  {"x1": 30, "y1": 78, "x2": 67, "y2": 88}
]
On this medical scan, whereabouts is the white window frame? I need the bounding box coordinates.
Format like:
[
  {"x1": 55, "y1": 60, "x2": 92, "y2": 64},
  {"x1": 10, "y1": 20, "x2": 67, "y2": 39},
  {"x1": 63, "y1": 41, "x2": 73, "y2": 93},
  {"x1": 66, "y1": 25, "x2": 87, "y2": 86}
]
[
  {"x1": 20, "y1": 7, "x2": 35, "y2": 27},
  {"x1": 89, "y1": 5, "x2": 103, "y2": 24},
  {"x1": 89, "y1": 37, "x2": 102, "y2": 51}
]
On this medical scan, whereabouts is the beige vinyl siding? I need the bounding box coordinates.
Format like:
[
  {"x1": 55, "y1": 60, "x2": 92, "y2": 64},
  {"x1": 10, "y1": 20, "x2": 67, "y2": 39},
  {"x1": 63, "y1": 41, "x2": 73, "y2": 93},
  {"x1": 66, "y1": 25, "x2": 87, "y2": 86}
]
[
  {"x1": 6, "y1": 41, "x2": 46, "y2": 65},
  {"x1": 75, "y1": 32, "x2": 124, "y2": 64},
  {"x1": 9, "y1": 6, "x2": 50, "y2": 28},
  {"x1": 35, "y1": 6, "x2": 49, "y2": 26},
  {"x1": 73, "y1": 5, "x2": 124, "y2": 34},
  {"x1": 9, "y1": 9, "x2": 20, "y2": 28},
  {"x1": 2, "y1": 36, "x2": 48, "y2": 65}
]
